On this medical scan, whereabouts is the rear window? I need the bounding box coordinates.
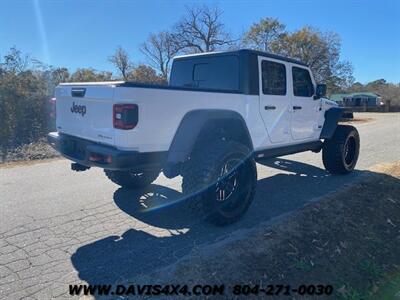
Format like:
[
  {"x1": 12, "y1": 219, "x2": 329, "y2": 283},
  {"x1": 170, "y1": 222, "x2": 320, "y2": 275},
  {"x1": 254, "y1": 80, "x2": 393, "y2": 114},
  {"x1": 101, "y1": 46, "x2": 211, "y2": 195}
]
[{"x1": 169, "y1": 55, "x2": 240, "y2": 92}]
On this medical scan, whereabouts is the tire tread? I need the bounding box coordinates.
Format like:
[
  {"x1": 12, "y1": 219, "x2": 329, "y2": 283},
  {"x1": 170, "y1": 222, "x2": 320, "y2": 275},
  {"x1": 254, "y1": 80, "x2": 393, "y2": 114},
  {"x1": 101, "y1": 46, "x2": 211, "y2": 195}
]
[
  {"x1": 182, "y1": 140, "x2": 256, "y2": 226},
  {"x1": 104, "y1": 169, "x2": 160, "y2": 188},
  {"x1": 322, "y1": 125, "x2": 359, "y2": 174}
]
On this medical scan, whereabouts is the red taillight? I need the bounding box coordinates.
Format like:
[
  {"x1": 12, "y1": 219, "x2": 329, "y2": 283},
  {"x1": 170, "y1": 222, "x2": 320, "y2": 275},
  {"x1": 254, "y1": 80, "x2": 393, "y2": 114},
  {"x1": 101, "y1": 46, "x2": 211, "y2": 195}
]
[
  {"x1": 89, "y1": 153, "x2": 112, "y2": 164},
  {"x1": 49, "y1": 97, "x2": 56, "y2": 119},
  {"x1": 113, "y1": 104, "x2": 138, "y2": 130}
]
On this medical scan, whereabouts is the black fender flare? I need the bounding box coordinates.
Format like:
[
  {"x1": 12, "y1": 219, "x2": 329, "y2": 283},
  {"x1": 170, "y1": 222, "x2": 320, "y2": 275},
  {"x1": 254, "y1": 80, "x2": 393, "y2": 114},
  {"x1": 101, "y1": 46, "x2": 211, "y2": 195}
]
[
  {"x1": 163, "y1": 109, "x2": 253, "y2": 178},
  {"x1": 320, "y1": 107, "x2": 344, "y2": 139}
]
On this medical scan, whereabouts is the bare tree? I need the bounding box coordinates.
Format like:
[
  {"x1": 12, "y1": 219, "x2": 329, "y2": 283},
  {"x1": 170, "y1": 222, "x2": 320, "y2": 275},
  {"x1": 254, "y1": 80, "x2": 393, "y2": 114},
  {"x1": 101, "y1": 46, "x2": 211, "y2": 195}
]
[
  {"x1": 173, "y1": 5, "x2": 233, "y2": 53},
  {"x1": 1, "y1": 46, "x2": 29, "y2": 73},
  {"x1": 140, "y1": 31, "x2": 178, "y2": 80},
  {"x1": 108, "y1": 46, "x2": 132, "y2": 80}
]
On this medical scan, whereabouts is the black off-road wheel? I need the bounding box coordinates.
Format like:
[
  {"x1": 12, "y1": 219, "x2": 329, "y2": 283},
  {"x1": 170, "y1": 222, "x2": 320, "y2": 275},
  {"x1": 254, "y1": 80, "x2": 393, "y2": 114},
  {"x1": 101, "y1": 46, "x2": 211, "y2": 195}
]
[
  {"x1": 182, "y1": 140, "x2": 257, "y2": 226},
  {"x1": 322, "y1": 125, "x2": 360, "y2": 174},
  {"x1": 104, "y1": 169, "x2": 160, "y2": 189}
]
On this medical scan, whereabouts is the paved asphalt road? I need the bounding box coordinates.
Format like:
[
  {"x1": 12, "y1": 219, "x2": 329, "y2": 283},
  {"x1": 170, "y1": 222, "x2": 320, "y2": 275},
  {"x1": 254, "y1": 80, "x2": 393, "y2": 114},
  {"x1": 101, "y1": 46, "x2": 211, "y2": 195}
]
[{"x1": 0, "y1": 113, "x2": 399, "y2": 299}]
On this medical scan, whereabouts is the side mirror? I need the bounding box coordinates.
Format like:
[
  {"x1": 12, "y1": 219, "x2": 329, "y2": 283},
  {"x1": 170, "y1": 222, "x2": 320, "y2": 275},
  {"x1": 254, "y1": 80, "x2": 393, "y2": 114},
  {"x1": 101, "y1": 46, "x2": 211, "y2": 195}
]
[{"x1": 314, "y1": 84, "x2": 327, "y2": 100}]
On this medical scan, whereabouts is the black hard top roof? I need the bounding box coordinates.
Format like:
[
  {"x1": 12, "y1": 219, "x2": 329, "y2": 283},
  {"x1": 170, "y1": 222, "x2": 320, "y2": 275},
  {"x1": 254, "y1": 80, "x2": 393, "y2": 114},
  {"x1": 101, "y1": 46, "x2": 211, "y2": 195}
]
[{"x1": 173, "y1": 49, "x2": 308, "y2": 67}]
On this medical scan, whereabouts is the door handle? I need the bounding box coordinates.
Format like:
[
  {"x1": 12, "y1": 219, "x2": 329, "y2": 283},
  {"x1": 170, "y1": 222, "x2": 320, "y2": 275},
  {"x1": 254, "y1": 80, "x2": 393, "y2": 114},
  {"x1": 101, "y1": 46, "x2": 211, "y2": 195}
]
[
  {"x1": 293, "y1": 106, "x2": 302, "y2": 110},
  {"x1": 264, "y1": 105, "x2": 276, "y2": 110}
]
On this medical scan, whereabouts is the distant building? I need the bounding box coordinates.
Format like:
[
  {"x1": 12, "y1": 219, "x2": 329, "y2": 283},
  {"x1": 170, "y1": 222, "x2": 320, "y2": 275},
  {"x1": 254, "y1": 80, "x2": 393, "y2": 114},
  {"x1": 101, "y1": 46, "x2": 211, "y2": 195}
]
[{"x1": 330, "y1": 92, "x2": 383, "y2": 107}]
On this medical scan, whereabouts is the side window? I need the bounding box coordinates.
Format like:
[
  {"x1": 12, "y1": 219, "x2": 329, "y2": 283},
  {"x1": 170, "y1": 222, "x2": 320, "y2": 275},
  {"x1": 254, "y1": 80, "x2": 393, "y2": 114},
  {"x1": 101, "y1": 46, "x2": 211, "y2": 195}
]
[
  {"x1": 261, "y1": 60, "x2": 286, "y2": 95},
  {"x1": 292, "y1": 67, "x2": 314, "y2": 97}
]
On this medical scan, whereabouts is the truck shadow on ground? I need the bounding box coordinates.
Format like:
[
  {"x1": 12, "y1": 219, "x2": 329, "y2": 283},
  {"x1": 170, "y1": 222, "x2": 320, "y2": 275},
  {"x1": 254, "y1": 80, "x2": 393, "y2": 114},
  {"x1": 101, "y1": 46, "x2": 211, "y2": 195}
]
[{"x1": 71, "y1": 158, "x2": 363, "y2": 289}]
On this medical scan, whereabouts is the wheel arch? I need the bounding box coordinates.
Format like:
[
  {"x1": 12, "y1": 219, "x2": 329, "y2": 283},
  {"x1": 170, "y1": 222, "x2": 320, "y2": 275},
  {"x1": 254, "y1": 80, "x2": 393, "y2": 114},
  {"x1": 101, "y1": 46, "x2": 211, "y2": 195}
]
[
  {"x1": 163, "y1": 109, "x2": 253, "y2": 178},
  {"x1": 320, "y1": 107, "x2": 344, "y2": 139}
]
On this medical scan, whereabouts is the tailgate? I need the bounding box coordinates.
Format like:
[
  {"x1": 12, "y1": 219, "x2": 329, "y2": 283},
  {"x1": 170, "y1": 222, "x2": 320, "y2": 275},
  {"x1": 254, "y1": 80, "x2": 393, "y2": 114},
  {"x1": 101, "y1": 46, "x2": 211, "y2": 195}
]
[{"x1": 55, "y1": 84, "x2": 116, "y2": 146}]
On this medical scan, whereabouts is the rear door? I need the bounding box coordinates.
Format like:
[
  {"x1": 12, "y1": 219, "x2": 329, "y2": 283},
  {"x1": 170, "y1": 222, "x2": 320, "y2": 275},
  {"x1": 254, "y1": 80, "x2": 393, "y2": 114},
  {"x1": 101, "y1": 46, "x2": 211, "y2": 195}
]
[
  {"x1": 55, "y1": 85, "x2": 116, "y2": 146},
  {"x1": 258, "y1": 56, "x2": 291, "y2": 143},
  {"x1": 290, "y1": 66, "x2": 320, "y2": 140}
]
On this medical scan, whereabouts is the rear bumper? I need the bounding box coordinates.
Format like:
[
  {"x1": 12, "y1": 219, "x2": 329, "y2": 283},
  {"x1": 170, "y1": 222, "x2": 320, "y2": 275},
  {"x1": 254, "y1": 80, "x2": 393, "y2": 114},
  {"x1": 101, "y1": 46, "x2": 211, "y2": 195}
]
[{"x1": 47, "y1": 132, "x2": 166, "y2": 171}]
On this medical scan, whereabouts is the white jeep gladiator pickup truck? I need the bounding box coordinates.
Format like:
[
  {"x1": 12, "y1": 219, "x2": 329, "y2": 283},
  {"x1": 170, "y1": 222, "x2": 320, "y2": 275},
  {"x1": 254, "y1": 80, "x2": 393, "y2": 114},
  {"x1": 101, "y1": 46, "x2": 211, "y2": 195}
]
[{"x1": 48, "y1": 49, "x2": 360, "y2": 226}]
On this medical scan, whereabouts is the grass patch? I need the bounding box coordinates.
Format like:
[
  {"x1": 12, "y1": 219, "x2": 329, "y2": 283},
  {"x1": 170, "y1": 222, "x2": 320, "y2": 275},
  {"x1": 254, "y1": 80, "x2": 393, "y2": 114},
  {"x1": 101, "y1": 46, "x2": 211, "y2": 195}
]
[
  {"x1": 0, "y1": 138, "x2": 59, "y2": 164},
  {"x1": 368, "y1": 270, "x2": 400, "y2": 300}
]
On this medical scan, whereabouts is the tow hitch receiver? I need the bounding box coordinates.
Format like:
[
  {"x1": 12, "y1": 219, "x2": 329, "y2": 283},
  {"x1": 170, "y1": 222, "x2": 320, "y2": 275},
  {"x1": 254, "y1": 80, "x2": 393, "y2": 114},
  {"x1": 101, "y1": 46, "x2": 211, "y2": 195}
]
[{"x1": 71, "y1": 163, "x2": 90, "y2": 172}]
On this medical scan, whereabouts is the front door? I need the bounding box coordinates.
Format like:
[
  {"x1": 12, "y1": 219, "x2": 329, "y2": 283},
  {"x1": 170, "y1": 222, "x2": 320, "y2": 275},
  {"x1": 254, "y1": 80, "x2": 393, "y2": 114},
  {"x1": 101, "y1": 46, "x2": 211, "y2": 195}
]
[
  {"x1": 290, "y1": 66, "x2": 320, "y2": 140},
  {"x1": 258, "y1": 57, "x2": 291, "y2": 144}
]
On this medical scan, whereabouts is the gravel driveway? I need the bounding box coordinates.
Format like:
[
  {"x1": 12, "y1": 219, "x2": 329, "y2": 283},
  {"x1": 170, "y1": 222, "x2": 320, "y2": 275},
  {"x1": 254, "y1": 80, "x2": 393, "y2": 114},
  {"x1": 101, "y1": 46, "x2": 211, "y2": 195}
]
[{"x1": 0, "y1": 113, "x2": 399, "y2": 299}]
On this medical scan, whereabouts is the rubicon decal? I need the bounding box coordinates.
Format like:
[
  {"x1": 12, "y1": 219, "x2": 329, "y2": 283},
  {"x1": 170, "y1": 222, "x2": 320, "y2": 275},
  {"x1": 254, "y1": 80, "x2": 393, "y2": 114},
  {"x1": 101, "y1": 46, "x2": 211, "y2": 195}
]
[{"x1": 70, "y1": 102, "x2": 86, "y2": 116}]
